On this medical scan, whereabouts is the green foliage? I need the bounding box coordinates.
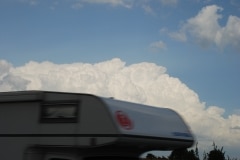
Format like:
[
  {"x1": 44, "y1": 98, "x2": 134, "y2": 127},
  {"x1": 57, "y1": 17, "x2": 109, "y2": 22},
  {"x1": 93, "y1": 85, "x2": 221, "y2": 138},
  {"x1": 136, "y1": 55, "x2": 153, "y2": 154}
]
[
  {"x1": 168, "y1": 149, "x2": 199, "y2": 160},
  {"x1": 145, "y1": 153, "x2": 168, "y2": 160},
  {"x1": 143, "y1": 142, "x2": 239, "y2": 160},
  {"x1": 206, "y1": 142, "x2": 225, "y2": 160}
]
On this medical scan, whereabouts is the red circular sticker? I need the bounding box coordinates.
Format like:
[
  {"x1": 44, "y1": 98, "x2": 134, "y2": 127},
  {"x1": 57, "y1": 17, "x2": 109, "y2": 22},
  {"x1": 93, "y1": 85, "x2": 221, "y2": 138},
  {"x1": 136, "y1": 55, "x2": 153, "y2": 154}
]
[{"x1": 115, "y1": 110, "x2": 133, "y2": 130}]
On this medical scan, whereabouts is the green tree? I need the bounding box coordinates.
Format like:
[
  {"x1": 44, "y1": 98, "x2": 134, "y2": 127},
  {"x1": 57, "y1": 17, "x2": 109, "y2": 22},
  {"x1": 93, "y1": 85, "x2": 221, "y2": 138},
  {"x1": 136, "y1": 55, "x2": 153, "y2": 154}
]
[
  {"x1": 207, "y1": 142, "x2": 225, "y2": 160},
  {"x1": 169, "y1": 149, "x2": 199, "y2": 160},
  {"x1": 169, "y1": 149, "x2": 186, "y2": 160},
  {"x1": 168, "y1": 142, "x2": 200, "y2": 160}
]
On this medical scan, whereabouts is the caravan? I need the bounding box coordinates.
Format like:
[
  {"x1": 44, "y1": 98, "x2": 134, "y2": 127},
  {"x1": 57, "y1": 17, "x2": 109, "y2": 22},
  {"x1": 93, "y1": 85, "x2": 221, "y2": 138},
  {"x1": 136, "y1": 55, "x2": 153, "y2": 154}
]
[{"x1": 0, "y1": 91, "x2": 194, "y2": 160}]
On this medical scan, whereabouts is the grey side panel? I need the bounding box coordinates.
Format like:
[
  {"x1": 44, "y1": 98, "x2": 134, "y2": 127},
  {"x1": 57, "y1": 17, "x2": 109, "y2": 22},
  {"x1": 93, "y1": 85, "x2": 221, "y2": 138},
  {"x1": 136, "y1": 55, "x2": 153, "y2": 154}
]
[
  {"x1": 77, "y1": 95, "x2": 119, "y2": 146},
  {"x1": 0, "y1": 101, "x2": 40, "y2": 160}
]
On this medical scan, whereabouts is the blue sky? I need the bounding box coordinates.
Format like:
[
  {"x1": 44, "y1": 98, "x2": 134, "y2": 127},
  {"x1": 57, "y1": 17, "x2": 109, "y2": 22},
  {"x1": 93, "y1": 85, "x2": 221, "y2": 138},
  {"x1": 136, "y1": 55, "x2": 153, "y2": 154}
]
[
  {"x1": 1, "y1": 0, "x2": 240, "y2": 157},
  {"x1": 1, "y1": 0, "x2": 240, "y2": 116}
]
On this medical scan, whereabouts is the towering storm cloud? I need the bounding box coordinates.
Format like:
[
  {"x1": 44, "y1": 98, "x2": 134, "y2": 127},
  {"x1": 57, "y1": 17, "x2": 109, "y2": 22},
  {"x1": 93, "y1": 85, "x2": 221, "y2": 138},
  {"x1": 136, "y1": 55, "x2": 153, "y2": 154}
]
[{"x1": 0, "y1": 58, "x2": 240, "y2": 153}]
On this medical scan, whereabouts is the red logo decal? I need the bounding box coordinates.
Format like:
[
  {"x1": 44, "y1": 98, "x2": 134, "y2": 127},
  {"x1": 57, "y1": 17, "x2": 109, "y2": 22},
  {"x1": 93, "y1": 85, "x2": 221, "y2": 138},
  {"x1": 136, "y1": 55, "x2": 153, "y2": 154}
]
[{"x1": 115, "y1": 110, "x2": 133, "y2": 130}]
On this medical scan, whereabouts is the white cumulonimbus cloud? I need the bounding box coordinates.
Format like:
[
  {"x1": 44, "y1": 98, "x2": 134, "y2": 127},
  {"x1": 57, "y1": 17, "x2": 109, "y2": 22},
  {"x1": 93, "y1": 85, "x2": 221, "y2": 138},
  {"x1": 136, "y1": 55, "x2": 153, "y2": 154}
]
[
  {"x1": 170, "y1": 5, "x2": 240, "y2": 50},
  {"x1": 0, "y1": 58, "x2": 240, "y2": 154}
]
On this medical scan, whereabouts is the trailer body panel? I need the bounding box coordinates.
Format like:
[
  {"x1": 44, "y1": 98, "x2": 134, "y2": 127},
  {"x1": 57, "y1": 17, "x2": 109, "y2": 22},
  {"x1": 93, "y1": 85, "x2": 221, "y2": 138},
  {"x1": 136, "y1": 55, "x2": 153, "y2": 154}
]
[{"x1": 0, "y1": 91, "x2": 194, "y2": 160}]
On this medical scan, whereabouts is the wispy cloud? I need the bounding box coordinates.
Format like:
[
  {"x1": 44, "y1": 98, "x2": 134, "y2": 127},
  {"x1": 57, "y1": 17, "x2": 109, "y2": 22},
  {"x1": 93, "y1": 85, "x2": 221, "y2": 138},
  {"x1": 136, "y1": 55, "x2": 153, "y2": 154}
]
[
  {"x1": 160, "y1": 28, "x2": 187, "y2": 42},
  {"x1": 160, "y1": 0, "x2": 178, "y2": 6},
  {"x1": 149, "y1": 40, "x2": 167, "y2": 52},
  {"x1": 230, "y1": 0, "x2": 240, "y2": 9},
  {"x1": 80, "y1": 0, "x2": 134, "y2": 8},
  {"x1": 71, "y1": 1, "x2": 83, "y2": 10},
  {"x1": 169, "y1": 31, "x2": 187, "y2": 42},
  {"x1": 142, "y1": 4, "x2": 155, "y2": 15},
  {"x1": 168, "y1": 5, "x2": 240, "y2": 51},
  {"x1": 20, "y1": 0, "x2": 135, "y2": 9},
  {"x1": 20, "y1": 0, "x2": 38, "y2": 6}
]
